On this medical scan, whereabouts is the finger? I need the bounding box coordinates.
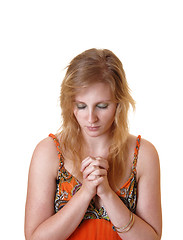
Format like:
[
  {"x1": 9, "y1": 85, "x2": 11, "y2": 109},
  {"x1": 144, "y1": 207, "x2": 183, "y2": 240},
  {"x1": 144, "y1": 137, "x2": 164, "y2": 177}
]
[
  {"x1": 91, "y1": 168, "x2": 108, "y2": 177},
  {"x1": 80, "y1": 156, "x2": 95, "y2": 172},
  {"x1": 93, "y1": 176, "x2": 104, "y2": 186},
  {"x1": 87, "y1": 174, "x2": 99, "y2": 181},
  {"x1": 85, "y1": 168, "x2": 107, "y2": 180},
  {"x1": 82, "y1": 165, "x2": 98, "y2": 179},
  {"x1": 91, "y1": 159, "x2": 109, "y2": 170}
]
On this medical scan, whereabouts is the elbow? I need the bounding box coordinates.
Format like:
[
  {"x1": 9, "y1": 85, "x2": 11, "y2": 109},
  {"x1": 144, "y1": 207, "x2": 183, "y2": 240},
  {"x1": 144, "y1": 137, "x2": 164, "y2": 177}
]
[
  {"x1": 156, "y1": 225, "x2": 162, "y2": 240},
  {"x1": 156, "y1": 235, "x2": 162, "y2": 240},
  {"x1": 24, "y1": 232, "x2": 34, "y2": 240},
  {"x1": 25, "y1": 233, "x2": 39, "y2": 240},
  {"x1": 157, "y1": 232, "x2": 162, "y2": 240},
  {"x1": 154, "y1": 228, "x2": 162, "y2": 240},
  {"x1": 24, "y1": 228, "x2": 39, "y2": 240},
  {"x1": 24, "y1": 227, "x2": 30, "y2": 240}
]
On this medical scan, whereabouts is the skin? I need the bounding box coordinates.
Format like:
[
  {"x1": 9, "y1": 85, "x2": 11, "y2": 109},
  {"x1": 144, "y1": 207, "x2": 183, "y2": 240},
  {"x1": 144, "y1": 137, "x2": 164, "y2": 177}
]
[
  {"x1": 73, "y1": 83, "x2": 117, "y2": 140},
  {"x1": 25, "y1": 82, "x2": 162, "y2": 240}
]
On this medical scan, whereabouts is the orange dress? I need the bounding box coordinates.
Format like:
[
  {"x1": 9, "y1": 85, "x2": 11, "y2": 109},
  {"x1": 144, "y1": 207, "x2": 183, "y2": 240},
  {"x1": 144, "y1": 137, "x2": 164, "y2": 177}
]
[{"x1": 49, "y1": 134, "x2": 141, "y2": 240}]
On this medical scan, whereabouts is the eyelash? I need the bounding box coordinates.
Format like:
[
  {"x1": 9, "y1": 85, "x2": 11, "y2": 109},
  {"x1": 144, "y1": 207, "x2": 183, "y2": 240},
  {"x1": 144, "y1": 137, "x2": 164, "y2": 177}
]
[
  {"x1": 97, "y1": 104, "x2": 108, "y2": 109},
  {"x1": 77, "y1": 104, "x2": 86, "y2": 109},
  {"x1": 76, "y1": 103, "x2": 109, "y2": 110}
]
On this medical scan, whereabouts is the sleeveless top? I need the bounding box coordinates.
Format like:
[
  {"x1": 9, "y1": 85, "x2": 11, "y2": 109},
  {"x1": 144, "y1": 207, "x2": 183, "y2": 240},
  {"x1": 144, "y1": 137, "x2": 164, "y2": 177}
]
[{"x1": 49, "y1": 133, "x2": 141, "y2": 240}]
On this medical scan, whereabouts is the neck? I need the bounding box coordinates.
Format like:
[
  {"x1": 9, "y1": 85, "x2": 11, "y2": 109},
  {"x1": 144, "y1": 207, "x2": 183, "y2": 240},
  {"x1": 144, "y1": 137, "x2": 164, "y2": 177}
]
[{"x1": 82, "y1": 134, "x2": 112, "y2": 158}]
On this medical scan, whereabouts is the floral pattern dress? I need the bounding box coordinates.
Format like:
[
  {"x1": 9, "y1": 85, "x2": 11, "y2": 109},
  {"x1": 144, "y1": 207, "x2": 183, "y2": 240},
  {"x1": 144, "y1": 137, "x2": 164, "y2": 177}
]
[{"x1": 49, "y1": 133, "x2": 141, "y2": 240}]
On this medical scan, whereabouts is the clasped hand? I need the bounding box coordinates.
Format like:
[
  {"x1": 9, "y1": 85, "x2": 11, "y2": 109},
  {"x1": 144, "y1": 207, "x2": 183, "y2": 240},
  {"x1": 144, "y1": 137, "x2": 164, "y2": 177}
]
[{"x1": 80, "y1": 156, "x2": 111, "y2": 198}]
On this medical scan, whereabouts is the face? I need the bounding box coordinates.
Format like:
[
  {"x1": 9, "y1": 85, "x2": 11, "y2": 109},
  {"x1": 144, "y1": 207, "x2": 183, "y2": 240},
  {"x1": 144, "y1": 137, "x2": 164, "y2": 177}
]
[{"x1": 73, "y1": 82, "x2": 117, "y2": 139}]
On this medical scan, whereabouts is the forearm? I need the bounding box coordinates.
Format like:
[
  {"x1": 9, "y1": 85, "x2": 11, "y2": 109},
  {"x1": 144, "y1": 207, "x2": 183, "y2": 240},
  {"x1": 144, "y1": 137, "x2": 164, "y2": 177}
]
[
  {"x1": 30, "y1": 189, "x2": 90, "y2": 240},
  {"x1": 100, "y1": 191, "x2": 161, "y2": 240}
]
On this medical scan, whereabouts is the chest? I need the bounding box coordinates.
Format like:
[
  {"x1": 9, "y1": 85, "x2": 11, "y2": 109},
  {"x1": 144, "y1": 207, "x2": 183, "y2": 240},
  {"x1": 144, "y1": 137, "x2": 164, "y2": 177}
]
[{"x1": 55, "y1": 163, "x2": 137, "y2": 218}]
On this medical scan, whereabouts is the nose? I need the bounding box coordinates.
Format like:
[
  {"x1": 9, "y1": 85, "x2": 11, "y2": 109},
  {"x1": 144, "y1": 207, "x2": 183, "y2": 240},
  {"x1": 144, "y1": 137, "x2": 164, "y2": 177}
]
[{"x1": 88, "y1": 109, "x2": 98, "y2": 124}]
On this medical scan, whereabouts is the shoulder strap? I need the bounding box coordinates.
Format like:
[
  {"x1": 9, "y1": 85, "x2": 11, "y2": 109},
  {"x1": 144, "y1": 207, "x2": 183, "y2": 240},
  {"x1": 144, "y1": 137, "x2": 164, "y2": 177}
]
[
  {"x1": 49, "y1": 133, "x2": 64, "y2": 167},
  {"x1": 132, "y1": 135, "x2": 141, "y2": 173}
]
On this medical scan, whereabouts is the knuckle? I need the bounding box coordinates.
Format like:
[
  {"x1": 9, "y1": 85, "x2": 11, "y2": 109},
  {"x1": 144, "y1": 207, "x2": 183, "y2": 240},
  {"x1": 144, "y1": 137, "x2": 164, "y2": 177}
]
[
  {"x1": 95, "y1": 169, "x2": 100, "y2": 175},
  {"x1": 93, "y1": 160, "x2": 99, "y2": 166},
  {"x1": 92, "y1": 165, "x2": 96, "y2": 171}
]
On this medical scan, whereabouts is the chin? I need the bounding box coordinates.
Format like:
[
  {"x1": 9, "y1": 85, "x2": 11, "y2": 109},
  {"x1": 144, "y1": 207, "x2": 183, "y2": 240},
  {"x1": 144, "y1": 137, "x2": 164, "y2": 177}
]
[
  {"x1": 87, "y1": 132, "x2": 101, "y2": 137},
  {"x1": 87, "y1": 130, "x2": 108, "y2": 138}
]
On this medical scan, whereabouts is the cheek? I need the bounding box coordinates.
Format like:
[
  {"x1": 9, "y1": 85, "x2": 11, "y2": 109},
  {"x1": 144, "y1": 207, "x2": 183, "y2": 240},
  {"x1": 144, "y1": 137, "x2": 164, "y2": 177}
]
[
  {"x1": 73, "y1": 109, "x2": 85, "y2": 124},
  {"x1": 73, "y1": 109, "x2": 80, "y2": 123},
  {"x1": 73, "y1": 109, "x2": 78, "y2": 118},
  {"x1": 105, "y1": 108, "x2": 116, "y2": 121},
  {"x1": 73, "y1": 108, "x2": 80, "y2": 123},
  {"x1": 108, "y1": 112, "x2": 116, "y2": 124}
]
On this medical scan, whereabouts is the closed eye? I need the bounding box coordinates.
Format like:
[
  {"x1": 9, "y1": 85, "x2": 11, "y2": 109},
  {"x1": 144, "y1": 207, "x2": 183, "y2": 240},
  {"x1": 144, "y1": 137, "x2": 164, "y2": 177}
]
[
  {"x1": 76, "y1": 103, "x2": 87, "y2": 109},
  {"x1": 97, "y1": 103, "x2": 109, "y2": 109}
]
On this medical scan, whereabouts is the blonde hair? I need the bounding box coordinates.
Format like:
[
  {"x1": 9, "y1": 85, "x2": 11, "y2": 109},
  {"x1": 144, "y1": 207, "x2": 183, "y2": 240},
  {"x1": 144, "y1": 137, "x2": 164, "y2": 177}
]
[{"x1": 59, "y1": 48, "x2": 135, "y2": 189}]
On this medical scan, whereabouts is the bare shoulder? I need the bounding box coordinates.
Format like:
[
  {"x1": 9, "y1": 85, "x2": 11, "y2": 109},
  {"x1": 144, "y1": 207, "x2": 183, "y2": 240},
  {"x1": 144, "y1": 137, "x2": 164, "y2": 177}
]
[
  {"x1": 127, "y1": 134, "x2": 160, "y2": 179},
  {"x1": 137, "y1": 137, "x2": 160, "y2": 178},
  {"x1": 139, "y1": 137, "x2": 159, "y2": 159},
  {"x1": 33, "y1": 136, "x2": 58, "y2": 156},
  {"x1": 30, "y1": 136, "x2": 59, "y2": 180},
  {"x1": 25, "y1": 136, "x2": 59, "y2": 238},
  {"x1": 134, "y1": 136, "x2": 162, "y2": 236},
  {"x1": 128, "y1": 134, "x2": 158, "y2": 155},
  {"x1": 127, "y1": 135, "x2": 162, "y2": 237}
]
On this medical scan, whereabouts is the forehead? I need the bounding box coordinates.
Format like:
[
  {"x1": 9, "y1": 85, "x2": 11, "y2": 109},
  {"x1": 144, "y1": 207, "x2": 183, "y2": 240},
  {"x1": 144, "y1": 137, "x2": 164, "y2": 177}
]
[{"x1": 74, "y1": 82, "x2": 113, "y2": 102}]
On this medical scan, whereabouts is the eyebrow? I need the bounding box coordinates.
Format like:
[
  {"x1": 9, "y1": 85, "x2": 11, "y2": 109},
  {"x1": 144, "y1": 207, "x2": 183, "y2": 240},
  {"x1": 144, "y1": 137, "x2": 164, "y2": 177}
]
[{"x1": 74, "y1": 100, "x2": 112, "y2": 103}]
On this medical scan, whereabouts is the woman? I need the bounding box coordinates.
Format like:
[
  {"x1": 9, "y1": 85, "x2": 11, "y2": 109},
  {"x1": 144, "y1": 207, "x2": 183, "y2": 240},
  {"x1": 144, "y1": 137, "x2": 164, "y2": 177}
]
[{"x1": 25, "y1": 48, "x2": 162, "y2": 240}]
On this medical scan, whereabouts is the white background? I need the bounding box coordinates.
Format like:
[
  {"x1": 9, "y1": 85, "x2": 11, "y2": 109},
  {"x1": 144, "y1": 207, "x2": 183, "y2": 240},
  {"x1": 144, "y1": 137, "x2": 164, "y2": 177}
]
[{"x1": 0, "y1": 0, "x2": 182, "y2": 239}]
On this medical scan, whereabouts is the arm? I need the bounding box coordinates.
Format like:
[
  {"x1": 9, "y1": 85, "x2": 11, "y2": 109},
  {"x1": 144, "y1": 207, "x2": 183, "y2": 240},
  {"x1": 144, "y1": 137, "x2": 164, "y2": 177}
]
[
  {"x1": 24, "y1": 139, "x2": 101, "y2": 240},
  {"x1": 83, "y1": 139, "x2": 162, "y2": 240}
]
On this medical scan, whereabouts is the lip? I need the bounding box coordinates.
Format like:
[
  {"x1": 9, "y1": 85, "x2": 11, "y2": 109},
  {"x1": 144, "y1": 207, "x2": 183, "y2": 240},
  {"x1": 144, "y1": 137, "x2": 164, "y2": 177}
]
[{"x1": 86, "y1": 126, "x2": 100, "y2": 131}]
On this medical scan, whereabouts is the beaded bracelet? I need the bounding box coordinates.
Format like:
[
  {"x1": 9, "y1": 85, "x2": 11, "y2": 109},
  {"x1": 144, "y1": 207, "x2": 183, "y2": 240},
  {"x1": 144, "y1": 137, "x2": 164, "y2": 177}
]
[{"x1": 112, "y1": 211, "x2": 134, "y2": 233}]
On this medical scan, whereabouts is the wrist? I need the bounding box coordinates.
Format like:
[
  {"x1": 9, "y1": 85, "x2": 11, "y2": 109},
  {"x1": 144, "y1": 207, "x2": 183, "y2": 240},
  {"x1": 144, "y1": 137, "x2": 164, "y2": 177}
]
[
  {"x1": 80, "y1": 185, "x2": 96, "y2": 202},
  {"x1": 97, "y1": 187, "x2": 114, "y2": 201}
]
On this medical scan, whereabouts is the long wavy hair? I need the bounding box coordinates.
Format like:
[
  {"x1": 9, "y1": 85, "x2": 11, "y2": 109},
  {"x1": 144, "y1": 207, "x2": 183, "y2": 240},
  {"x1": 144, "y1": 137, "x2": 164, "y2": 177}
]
[{"x1": 59, "y1": 48, "x2": 135, "y2": 189}]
